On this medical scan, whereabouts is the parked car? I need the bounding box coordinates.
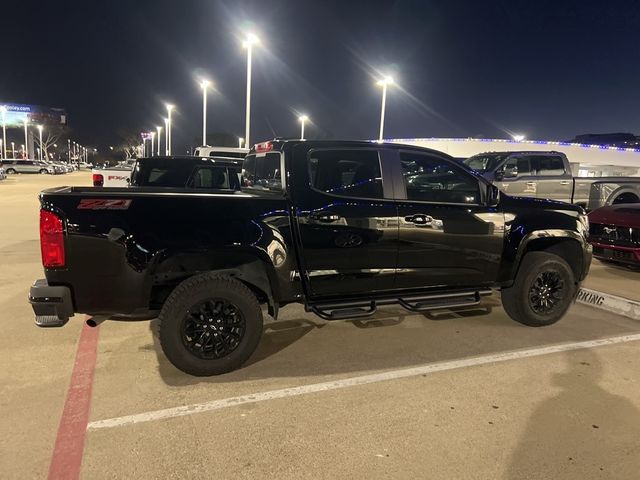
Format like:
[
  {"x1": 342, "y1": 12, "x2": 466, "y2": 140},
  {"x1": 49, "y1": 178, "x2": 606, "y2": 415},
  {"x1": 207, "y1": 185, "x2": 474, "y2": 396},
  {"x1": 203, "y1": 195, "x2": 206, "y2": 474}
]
[
  {"x1": 1, "y1": 159, "x2": 55, "y2": 174},
  {"x1": 588, "y1": 203, "x2": 640, "y2": 267},
  {"x1": 464, "y1": 151, "x2": 640, "y2": 210}
]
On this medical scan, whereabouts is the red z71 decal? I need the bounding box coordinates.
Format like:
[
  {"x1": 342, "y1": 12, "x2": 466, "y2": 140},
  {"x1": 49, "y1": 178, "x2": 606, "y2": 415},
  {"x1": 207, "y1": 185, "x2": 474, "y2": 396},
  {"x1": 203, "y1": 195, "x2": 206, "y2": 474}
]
[{"x1": 77, "y1": 199, "x2": 133, "y2": 210}]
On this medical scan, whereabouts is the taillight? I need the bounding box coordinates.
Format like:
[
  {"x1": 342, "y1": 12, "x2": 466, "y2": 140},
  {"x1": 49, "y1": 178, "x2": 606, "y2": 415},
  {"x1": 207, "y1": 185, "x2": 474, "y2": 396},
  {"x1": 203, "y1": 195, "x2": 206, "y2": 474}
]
[
  {"x1": 93, "y1": 173, "x2": 104, "y2": 186},
  {"x1": 255, "y1": 141, "x2": 273, "y2": 153},
  {"x1": 40, "y1": 210, "x2": 65, "y2": 268}
]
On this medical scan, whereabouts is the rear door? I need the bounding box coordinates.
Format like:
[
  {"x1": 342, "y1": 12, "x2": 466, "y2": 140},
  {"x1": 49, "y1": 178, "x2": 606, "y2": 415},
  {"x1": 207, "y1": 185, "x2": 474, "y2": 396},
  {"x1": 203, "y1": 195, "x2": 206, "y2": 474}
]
[
  {"x1": 293, "y1": 145, "x2": 399, "y2": 297},
  {"x1": 531, "y1": 154, "x2": 572, "y2": 203},
  {"x1": 393, "y1": 150, "x2": 504, "y2": 289}
]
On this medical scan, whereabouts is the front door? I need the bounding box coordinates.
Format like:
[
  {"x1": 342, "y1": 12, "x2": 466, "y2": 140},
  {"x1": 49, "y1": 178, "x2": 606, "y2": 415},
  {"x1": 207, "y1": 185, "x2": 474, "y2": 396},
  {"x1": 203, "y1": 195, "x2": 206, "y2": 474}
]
[
  {"x1": 498, "y1": 155, "x2": 537, "y2": 198},
  {"x1": 294, "y1": 146, "x2": 398, "y2": 298},
  {"x1": 394, "y1": 151, "x2": 504, "y2": 289}
]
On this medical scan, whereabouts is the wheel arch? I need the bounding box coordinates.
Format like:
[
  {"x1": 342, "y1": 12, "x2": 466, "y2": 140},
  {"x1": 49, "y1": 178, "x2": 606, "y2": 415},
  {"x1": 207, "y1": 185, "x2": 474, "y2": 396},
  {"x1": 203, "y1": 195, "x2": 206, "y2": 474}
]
[{"x1": 512, "y1": 230, "x2": 588, "y2": 284}]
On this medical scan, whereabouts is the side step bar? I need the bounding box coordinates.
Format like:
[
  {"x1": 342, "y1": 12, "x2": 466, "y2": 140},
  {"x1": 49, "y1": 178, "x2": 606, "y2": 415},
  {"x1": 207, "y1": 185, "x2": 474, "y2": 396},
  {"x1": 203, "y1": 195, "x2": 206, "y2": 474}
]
[{"x1": 307, "y1": 289, "x2": 492, "y2": 321}]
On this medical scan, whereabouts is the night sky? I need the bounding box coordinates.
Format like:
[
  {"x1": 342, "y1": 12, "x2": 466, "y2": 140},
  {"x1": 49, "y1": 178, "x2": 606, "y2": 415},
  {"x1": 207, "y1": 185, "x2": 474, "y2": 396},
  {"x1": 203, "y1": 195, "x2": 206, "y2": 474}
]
[{"x1": 3, "y1": 0, "x2": 640, "y2": 152}]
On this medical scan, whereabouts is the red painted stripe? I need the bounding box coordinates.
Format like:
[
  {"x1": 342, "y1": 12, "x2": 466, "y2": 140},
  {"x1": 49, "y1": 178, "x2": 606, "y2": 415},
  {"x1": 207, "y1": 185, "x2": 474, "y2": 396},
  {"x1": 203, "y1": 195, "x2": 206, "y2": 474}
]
[{"x1": 48, "y1": 321, "x2": 100, "y2": 480}]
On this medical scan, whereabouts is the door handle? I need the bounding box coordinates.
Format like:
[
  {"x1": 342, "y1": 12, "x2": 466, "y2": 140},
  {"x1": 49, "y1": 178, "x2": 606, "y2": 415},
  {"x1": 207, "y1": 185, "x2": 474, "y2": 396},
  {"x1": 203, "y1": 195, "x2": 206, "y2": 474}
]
[
  {"x1": 560, "y1": 181, "x2": 570, "y2": 185},
  {"x1": 405, "y1": 214, "x2": 433, "y2": 225},
  {"x1": 311, "y1": 212, "x2": 341, "y2": 223},
  {"x1": 526, "y1": 182, "x2": 537, "y2": 186}
]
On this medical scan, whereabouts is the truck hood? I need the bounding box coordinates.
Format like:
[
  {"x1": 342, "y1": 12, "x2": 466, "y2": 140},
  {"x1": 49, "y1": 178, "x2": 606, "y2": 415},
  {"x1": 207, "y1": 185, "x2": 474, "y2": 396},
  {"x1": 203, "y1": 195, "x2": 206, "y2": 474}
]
[
  {"x1": 588, "y1": 203, "x2": 640, "y2": 228},
  {"x1": 500, "y1": 194, "x2": 585, "y2": 214}
]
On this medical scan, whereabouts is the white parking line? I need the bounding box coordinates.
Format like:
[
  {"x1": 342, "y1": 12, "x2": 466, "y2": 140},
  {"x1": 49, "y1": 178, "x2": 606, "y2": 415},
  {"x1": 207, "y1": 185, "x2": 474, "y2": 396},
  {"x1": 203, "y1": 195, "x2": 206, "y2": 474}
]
[{"x1": 88, "y1": 333, "x2": 640, "y2": 430}]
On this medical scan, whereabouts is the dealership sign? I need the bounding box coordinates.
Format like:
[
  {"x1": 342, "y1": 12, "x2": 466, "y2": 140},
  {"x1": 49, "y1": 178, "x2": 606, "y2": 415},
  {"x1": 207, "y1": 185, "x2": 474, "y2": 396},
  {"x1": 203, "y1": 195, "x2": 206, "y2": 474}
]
[{"x1": 0, "y1": 102, "x2": 67, "y2": 127}]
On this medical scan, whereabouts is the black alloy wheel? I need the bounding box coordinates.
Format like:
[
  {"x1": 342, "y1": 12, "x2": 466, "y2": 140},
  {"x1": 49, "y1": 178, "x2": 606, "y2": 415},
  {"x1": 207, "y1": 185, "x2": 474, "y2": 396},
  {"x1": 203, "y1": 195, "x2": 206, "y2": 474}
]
[
  {"x1": 501, "y1": 251, "x2": 576, "y2": 327},
  {"x1": 528, "y1": 270, "x2": 566, "y2": 315},
  {"x1": 182, "y1": 299, "x2": 246, "y2": 360}
]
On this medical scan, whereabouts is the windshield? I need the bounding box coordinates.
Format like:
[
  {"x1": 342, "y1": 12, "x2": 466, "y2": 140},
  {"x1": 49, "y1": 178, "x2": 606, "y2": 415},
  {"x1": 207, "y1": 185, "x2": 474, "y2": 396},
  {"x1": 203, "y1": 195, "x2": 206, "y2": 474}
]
[{"x1": 463, "y1": 154, "x2": 509, "y2": 173}]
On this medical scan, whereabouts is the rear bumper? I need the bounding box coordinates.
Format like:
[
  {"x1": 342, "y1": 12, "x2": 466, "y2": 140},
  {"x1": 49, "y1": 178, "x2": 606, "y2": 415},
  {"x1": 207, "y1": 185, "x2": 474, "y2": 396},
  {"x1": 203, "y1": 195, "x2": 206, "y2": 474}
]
[{"x1": 29, "y1": 279, "x2": 74, "y2": 327}]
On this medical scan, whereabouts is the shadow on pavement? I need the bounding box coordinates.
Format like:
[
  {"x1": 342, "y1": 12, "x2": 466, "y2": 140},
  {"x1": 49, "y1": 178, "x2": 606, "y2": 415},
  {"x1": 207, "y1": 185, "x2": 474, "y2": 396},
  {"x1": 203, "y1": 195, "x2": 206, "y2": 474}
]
[
  {"x1": 506, "y1": 350, "x2": 640, "y2": 479},
  {"x1": 140, "y1": 295, "x2": 640, "y2": 388}
]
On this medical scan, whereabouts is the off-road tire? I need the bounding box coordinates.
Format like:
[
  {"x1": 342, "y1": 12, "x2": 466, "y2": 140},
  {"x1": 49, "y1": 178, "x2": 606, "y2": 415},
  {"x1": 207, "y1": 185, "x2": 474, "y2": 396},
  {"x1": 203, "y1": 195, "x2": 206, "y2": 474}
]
[
  {"x1": 501, "y1": 252, "x2": 576, "y2": 327},
  {"x1": 159, "y1": 273, "x2": 263, "y2": 376}
]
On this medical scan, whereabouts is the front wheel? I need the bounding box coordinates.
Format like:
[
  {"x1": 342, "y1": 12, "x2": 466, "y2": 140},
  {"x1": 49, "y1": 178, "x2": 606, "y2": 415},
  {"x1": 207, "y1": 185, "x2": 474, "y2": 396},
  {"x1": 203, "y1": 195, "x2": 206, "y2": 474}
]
[
  {"x1": 501, "y1": 252, "x2": 576, "y2": 327},
  {"x1": 6, "y1": 168, "x2": 16, "y2": 174},
  {"x1": 40, "y1": 169, "x2": 48, "y2": 174},
  {"x1": 158, "y1": 273, "x2": 263, "y2": 376}
]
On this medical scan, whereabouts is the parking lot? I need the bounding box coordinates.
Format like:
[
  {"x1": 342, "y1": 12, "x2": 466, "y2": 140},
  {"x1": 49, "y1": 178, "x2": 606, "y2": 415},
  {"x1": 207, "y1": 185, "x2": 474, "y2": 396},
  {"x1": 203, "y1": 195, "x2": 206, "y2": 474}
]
[{"x1": 2, "y1": 172, "x2": 640, "y2": 479}]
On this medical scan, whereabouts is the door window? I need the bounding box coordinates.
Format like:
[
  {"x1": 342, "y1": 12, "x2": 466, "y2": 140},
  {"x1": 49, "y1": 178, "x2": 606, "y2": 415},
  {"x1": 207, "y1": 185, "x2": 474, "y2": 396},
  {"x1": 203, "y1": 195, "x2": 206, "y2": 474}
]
[
  {"x1": 504, "y1": 157, "x2": 532, "y2": 177},
  {"x1": 530, "y1": 156, "x2": 566, "y2": 176},
  {"x1": 308, "y1": 149, "x2": 383, "y2": 199},
  {"x1": 401, "y1": 153, "x2": 480, "y2": 204}
]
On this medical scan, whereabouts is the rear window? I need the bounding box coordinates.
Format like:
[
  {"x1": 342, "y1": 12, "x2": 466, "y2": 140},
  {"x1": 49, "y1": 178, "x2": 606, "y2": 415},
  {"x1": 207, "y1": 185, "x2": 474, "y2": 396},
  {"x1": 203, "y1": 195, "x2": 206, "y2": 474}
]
[
  {"x1": 242, "y1": 153, "x2": 283, "y2": 191},
  {"x1": 131, "y1": 159, "x2": 241, "y2": 189}
]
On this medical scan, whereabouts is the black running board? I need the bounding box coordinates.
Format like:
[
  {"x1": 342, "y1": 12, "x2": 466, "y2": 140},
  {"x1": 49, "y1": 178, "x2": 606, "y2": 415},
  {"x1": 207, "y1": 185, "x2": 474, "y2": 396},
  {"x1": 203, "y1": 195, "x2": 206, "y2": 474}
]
[{"x1": 307, "y1": 289, "x2": 492, "y2": 320}]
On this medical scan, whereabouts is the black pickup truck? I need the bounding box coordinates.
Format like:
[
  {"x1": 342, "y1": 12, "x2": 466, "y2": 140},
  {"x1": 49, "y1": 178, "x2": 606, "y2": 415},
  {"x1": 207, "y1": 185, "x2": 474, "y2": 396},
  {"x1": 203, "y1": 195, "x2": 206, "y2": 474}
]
[{"x1": 31, "y1": 140, "x2": 592, "y2": 375}]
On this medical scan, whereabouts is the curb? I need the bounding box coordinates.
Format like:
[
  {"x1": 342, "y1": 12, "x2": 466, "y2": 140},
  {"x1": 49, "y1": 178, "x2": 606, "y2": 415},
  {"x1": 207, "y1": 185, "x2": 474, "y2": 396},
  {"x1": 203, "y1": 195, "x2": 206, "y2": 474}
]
[{"x1": 576, "y1": 287, "x2": 640, "y2": 321}]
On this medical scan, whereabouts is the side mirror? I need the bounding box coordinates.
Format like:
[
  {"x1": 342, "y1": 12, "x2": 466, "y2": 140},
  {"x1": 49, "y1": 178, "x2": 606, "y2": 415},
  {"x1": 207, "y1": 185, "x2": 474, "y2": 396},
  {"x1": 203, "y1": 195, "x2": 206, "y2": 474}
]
[
  {"x1": 502, "y1": 165, "x2": 518, "y2": 179},
  {"x1": 487, "y1": 184, "x2": 500, "y2": 206}
]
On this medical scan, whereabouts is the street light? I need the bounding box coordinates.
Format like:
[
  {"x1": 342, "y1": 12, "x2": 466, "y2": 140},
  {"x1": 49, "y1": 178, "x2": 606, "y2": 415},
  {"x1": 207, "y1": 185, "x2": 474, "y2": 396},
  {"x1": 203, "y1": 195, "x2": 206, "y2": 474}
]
[
  {"x1": 200, "y1": 79, "x2": 211, "y2": 146},
  {"x1": 156, "y1": 126, "x2": 162, "y2": 156},
  {"x1": 242, "y1": 33, "x2": 260, "y2": 148},
  {"x1": 37, "y1": 125, "x2": 43, "y2": 161},
  {"x1": 150, "y1": 131, "x2": 156, "y2": 157},
  {"x1": 11, "y1": 142, "x2": 15, "y2": 159},
  {"x1": 23, "y1": 118, "x2": 29, "y2": 159},
  {"x1": 238, "y1": 137, "x2": 244, "y2": 149},
  {"x1": 163, "y1": 118, "x2": 169, "y2": 155},
  {"x1": 165, "y1": 104, "x2": 174, "y2": 155},
  {"x1": 0, "y1": 105, "x2": 6, "y2": 159},
  {"x1": 298, "y1": 115, "x2": 308, "y2": 140},
  {"x1": 512, "y1": 134, "x2": 526, "y2": 142},
  {"x1": 376, "y1": 76, "x2": 394, "y2": 142},
  {"x1": 68, "y1": 139, "x2": 71, "y2": 162}
]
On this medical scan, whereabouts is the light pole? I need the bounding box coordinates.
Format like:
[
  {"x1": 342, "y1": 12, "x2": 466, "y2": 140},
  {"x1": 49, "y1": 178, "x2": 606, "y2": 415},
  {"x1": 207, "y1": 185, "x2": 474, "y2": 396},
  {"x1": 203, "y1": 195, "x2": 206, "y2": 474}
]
[
  {"x1": 0, "y1": 106, "x2": 6, "y2": 159},
  {"x1": 156, "y1": 126, "x2": 162, "y2": 155},
  {"x1": 11, "y1": 142, "x2": 15, "y2": 159},
  {"x1": 21, "y1": 144, "x2": 24, "y2": 158},
  {"x1": 163, "y1": 118, "x2": 169, "y2": 155},
  {"x1": 150, "y1": 131, "x2": 156, "y2": 157},
  {"x1": 68, "y1": 139, "x2": 71, "y2": 162},
  {"x1": 37, "y1": 125, "x2": 43, "y2": 161},
  {"x1": 23, "y1": 118, "x2": 29, "y2": 158},
  {"x1": 298, "y1": 115, "x2": 308, "y2": 140},
  {"x1": 165, "y1": 104, "x2": 174, "y2": 155},
  {"x1": 376, "y1": 76, "x2": 394, "y2": 142},
  {"x1": 200, "y1": 79, "x2": 210, "y2": 146},
  {"x1": 243, "y1": 33, "x2": 260, "y2": 148},
  {"x1": 238, "y1": 137, "x2": 244, "y2": 149}
]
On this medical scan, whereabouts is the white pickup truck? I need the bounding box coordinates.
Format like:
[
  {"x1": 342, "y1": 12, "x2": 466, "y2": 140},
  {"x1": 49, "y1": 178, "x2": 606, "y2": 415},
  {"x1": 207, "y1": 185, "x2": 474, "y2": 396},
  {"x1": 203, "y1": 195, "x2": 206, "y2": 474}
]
[{"x1": 91, "y1": 160, "x2": 136, "y2": 187}]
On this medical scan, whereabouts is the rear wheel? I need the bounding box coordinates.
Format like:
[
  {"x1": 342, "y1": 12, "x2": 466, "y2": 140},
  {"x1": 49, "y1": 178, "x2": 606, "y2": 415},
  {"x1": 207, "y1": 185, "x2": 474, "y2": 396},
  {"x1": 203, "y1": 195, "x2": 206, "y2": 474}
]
[
  {"x1": 501, "y1": 252, "x2": 576, "y2": 327},
  {"x1": 6, "y1": 168, "x2": 16, "y2": 174},
  {"x1": 159, "y1": 273, "x2": 263, "y2": 376},
  {"x1": 40, "y1": 168, "x2": 48, "y2": 174}
]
